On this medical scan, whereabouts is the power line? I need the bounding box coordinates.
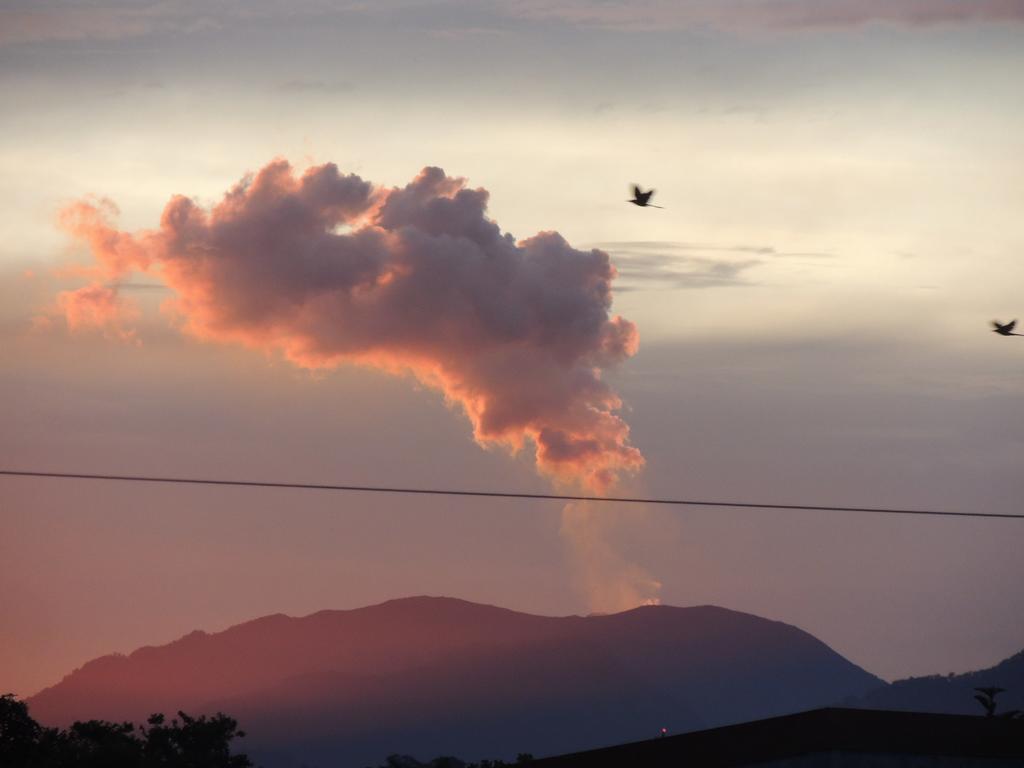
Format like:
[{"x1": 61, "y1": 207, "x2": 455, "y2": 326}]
[{"x1": 1, "y1": 469, "x2": 1020, "y2": 520}]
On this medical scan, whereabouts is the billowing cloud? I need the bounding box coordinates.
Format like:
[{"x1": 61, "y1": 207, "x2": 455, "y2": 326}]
[{"x1": 53, "y1": 160, "x2": 643, "y2": 490}]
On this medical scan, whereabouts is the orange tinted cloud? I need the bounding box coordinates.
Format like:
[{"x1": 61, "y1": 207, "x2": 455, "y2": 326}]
[
  {"x1": 55, "y1": 160, "x2": 643, "y2": 490},
  {"x1": 54, "y1": 283, "x2": 140, "y2": 343}
]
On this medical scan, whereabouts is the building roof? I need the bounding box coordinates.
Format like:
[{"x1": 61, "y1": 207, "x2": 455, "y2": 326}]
[{"x1": 530, "y1": 707, "x2": 1024, "y2": 767}]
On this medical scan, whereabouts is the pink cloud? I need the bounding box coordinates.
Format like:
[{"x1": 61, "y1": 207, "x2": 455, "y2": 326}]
[
  {"x1": 54, "y1": 283, "x2": 140, "y2": 343},
  {"x1": 54, "y1": 160, "x2": 643, "y2": 490}
]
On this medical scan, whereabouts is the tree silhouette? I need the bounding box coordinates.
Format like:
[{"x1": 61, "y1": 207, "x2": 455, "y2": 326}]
[
  {"x1": 58, "y1": 719, "x2": 143, "y2": 768},
  {"x1": 367, "y1": 754, "x2": 533, "y2": 768},
  {"x1": 0, "y1": 694, "x2": 43, "y2": 765},
  {"x1": 142, "y1": 712, "x2": 251, "y2": 767},
  {"x1": 973, "y1": 687, "x2": 1021, "y2": 719},
  {"x1": 974, "y1": 687, "x2": 1004, "y2": 717},
  {"x1": 0, "y1": 694, "x2": 253, "y2": 768}
]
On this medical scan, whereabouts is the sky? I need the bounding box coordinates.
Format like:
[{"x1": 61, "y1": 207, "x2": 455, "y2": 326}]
[{"x1": 2, "y1": 0, "x2": 1023, "y2": 698}]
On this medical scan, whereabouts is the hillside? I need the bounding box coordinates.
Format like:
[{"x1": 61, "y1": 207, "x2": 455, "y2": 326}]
[
  {"x1": 851, "y1": 649, "x2": 1024, "y2": 716},
  {"x1": 27, "y1": 597, "x2": 883, "y2": 767}
]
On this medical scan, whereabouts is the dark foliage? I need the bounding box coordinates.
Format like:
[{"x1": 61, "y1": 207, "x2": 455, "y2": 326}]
[
  {"x1": 366, "y1": 754, "x2": 534, "y2": 768},
  {"x1": 0, "y1": 693, "x2": 253, "y2": 767},
  {"x1": 973, "y1": 688, "x2": 1022, "y2": 720},
  {"x1": 849, "y1": 649, "x2": 1024, "y2": 716}
]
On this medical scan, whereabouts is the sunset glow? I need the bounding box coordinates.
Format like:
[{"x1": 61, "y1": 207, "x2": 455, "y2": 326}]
[{"x1": 2, "y1": 1, "x2": 1022, "y2": 721}]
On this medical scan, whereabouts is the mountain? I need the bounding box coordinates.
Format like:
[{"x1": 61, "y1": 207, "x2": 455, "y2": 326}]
[
  {"x1": 27, "y1": 597, "x2": 882, "y2": 768},
  {"x1": 850, "y1": 649, "x2": 1024, "y2": 716}
]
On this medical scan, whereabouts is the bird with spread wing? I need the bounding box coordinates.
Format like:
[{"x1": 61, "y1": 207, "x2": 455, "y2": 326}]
[{"x1": 628, "y1": 184, "x2": 663, "y2": 208}]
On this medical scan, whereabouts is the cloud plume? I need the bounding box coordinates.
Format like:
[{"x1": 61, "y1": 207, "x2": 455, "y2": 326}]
[
  {"x1": 53, "y1": 160, "x2": 643, "y2": 490},
  {"x1": 561, "y1": 501, "x2": 662, "y2": 612}
]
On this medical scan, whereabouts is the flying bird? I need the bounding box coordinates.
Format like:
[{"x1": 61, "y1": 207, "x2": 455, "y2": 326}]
[
  {"x1": 991, "y1": 320, "x2": 1021, "y2": 336},
  {"x1": 628, "y1": 185, "x2": 663, "y2": 208}
]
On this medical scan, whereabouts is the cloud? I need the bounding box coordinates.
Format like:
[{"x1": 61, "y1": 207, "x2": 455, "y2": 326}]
[
  {"x1": 0, "y1": 2, "x2": 227, "y2": 47},
  {"x1": 615, "y1": 255, "x2": 761, "y2": 291},
  {"x1": 592, "y1": 240, "x2": 833, "y2": 258},
  {"x1": 0, "y1": 7, "x2": 156, "y2": 46},
  {"x1": 278, "y1": 79, "x2": 355, "y2": 94},
  {"x1": 506, "y1": 0, "x2": 1024, "y2": 31},
  {"x1": 754, "y1": 0, "x2": 1024, "y2": 28},
  {"x1": 52, "y1": 283, "x2": 140, "y2": 343},
  {"x1": 53, "y1": 159, "x2": 644, "y2": 491},
  {"x1": 592, "y1": 241, "x2": 837, "y2": 291},
  {"x1": 106, "y1": 282, "x2": 171, "y2": 292},
  {"x1": 593, "y1": 241, "x2": 766, "y2": 291},
  {"x1": 4, "y1": 1, "x2": 1017, "y2": 49}
]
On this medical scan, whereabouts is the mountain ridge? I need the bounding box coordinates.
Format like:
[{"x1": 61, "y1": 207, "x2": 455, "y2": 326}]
[
  {"x1": 27, "y1": 596, "x2": 885, "y2": 768},
  {"x1": 33, "y1": 597, "x2": 836, "y2": 696},
  {"x1": 849, "y1": 647, "x2": 1024, "y2": 716}
]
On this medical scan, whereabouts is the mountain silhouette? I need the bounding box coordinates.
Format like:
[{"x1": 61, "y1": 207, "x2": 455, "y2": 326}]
[
  {"x1": 850, "y1": 649, "x2": 1024, "y2": 716},
  {"x1": 27, "y1": 597, "x2": 882, "y2": 767}
]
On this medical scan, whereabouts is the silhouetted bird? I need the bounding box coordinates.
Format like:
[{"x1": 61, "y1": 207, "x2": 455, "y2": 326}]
[
  {"x1": 628, "y1": 185, "x2": 663, "y2": 208},
  {"x1": 991, "y1": 320, "x2": 1021, "y2": 336}
]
